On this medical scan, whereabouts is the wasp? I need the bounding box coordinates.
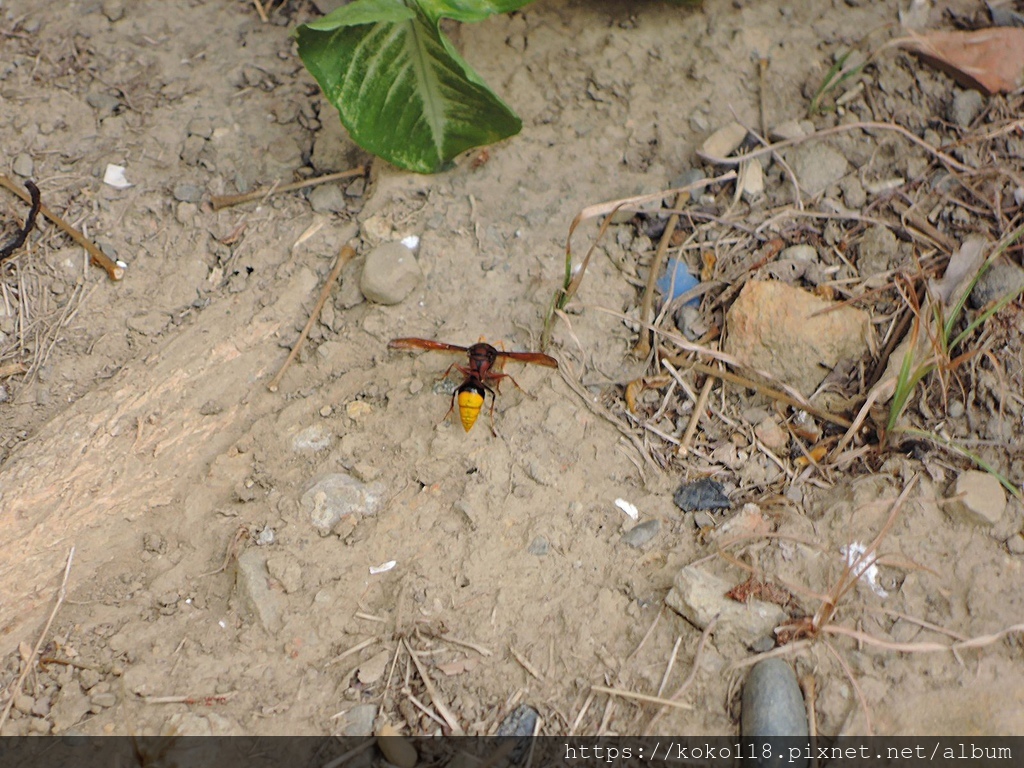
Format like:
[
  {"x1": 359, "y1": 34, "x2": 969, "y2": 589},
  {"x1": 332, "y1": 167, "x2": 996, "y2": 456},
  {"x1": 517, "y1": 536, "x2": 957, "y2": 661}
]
[{"x1": 388, "y1": 338, "x2": 558, "y2": 433}]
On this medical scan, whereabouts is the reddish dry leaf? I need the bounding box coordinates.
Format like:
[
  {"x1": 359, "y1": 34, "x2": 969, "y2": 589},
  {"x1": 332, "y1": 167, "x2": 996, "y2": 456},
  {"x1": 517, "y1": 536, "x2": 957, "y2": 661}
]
[{"x1": 899, "y1": 28, "x2": 1024, "y2": 95}]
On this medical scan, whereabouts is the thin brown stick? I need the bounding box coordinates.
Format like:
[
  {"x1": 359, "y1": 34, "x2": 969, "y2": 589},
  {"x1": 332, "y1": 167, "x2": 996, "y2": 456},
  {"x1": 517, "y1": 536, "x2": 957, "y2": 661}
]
[
  {"x1": 0, "y1": 361, "x2": 28, "y2": 378},
  {"x1": 509, "y1": 646, "x2": 544, "y2": 681},
  {"x1": 250, "y1": 0, "x2": 268, "y2": 22},
  {"x1": 403, "y1": 638, "x2": 464, "y2": 735},
  {"x1": 268, "y1": 244, "x2": 356, "y2": 392},
  {"x1": 210, "y1": 167, "x2": 366, "y2": 210},
  {"x1": 673, "y1": 360, "x2": 714, "y2": 456},
  {"x1": 0, "y1": 174, "x2": 123, "y2": 281},
  {"x1": 0, "y1": 546, "x2": 75, "y2": 732},
  {"x1": 590, "y1": 685, "x2": 694, "y2": 711},
  {"x1": 141, "y1": 692, "x2": 237, "y2": 705},
  {"x1": 696, "y1": 120, "x2": 974, "y2": 175},
  {"x1": 635, "y1": 191, "x2": 688, "y2": 358}
]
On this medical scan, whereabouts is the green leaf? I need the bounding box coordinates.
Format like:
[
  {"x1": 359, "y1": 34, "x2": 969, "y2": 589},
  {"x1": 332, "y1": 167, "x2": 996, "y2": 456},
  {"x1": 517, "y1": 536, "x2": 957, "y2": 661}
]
[{"x1": 296, "y1": 0, "x2": 526, "y2": 174}]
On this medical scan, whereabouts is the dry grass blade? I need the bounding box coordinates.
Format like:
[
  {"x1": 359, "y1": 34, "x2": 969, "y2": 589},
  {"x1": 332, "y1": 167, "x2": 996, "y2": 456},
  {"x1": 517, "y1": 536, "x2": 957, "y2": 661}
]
[
  {"x1": 268, "y1": 243, "x2": 356, "y2": 392},
  {"x1": 210, "y1": 166, "x2": 367, "y2": 210},
  {"x1": 0, "y1": 546, "x2": 75, "y2": 732},
  {"x1": 403, "y1": 638, "x2": 464, "y2": 735}
]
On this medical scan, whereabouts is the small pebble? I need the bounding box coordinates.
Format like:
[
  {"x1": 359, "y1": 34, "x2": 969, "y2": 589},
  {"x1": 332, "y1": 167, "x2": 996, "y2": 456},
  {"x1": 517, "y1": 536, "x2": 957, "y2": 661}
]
[
  {"x1": 947, "y1": 471, "x2": 1006, "y2": 527},
  {"x1": 12, "y1": 153, "x2": 34, "y2": 178},
  {"x1": 621, "y1": 519, "x2": 661, "y2": 548},
  {"x1": 90, "y1": 692, "x2": 117, "y2": 708},
  {"x1": 308, "y1": 183, "x2": 346, "y2": 214},
  {"x1": 359, "y1": 242, "x2": 422, "y2": 305},
  {"x1": 527, "y1": 536, "x2": 549, "y2": 556},
  {"x1": 12, "y1": 694, "x2": 34, "y2": 715},
  {"x1": 701, "y1": 122, "x2": 748, "y2": 160},
  {"x1": 172, "y1": 182, "x2": 203, "y2": 203},
  {"x1": 673, "y1": 478, "x2": 731, "y2": 512},
  {"x1": 496, "y1": 703, "x2": 539, "y2": 737}
]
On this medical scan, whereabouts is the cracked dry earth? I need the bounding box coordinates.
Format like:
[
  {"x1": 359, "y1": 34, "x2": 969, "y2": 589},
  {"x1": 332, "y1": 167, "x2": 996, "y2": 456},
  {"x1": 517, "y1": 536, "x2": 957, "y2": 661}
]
[{"x1": 1, "y1": 0, "x2": 1023, "y2": 739}]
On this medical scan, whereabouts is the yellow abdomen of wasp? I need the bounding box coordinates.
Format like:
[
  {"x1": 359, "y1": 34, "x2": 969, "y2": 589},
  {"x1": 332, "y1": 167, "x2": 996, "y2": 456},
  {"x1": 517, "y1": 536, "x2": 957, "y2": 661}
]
[{"x1": 457, "y1": 387, "x2": 485, "y2": 432}]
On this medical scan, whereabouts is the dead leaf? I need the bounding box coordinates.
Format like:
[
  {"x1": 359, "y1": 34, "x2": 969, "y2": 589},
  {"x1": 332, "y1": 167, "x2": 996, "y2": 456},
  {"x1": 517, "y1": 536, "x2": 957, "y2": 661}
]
[{"x1": 899, "y1": 28, "x2": 1024, "y2": 95}]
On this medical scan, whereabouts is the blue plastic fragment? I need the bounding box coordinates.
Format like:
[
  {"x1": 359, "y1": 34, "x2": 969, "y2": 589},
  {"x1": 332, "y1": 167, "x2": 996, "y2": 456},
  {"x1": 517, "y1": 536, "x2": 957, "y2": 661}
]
[{"x1": 656, "y1": 258, "x2": 700, "y2": 306}]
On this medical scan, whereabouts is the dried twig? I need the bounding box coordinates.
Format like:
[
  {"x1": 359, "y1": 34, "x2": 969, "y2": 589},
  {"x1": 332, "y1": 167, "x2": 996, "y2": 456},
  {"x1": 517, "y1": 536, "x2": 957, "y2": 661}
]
[
  {"x1": 509, "y1": 646, "x2": 544, "y2": 681},
  {"x1": 0, "y1": 174, "x2": 123, "y2": 280},
  {"x1": 210, "y1": 167, "x2": 367, "y2": 210},
  {"x1": 589, "y1": 685, "x2": 693, "y2": 711},
  {"x1": 268, "y1": 243, "x2": 356, "y2": 392},
  {"x1": 403, "y1": 638, "x2": 464, "y2": 735},
  {"x1": 0, "y1": 546, "x2": 75, "y2": 732}
]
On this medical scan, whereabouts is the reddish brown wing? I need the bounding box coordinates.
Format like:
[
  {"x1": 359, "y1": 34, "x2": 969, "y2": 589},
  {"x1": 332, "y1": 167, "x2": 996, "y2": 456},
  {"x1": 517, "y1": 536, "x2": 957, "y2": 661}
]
[
  {"x1": 388, "y1": 338, "x2": 470, "y2": 354},
  {"x1": 496, "y1": 350, "x2": 559, "y2": 368}
]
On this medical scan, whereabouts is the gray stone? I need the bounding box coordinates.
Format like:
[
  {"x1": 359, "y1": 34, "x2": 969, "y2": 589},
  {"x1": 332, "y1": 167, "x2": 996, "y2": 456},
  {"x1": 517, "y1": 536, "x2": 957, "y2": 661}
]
[
  {"x1": 787, "y1": 144, "x2": 849, "y2": 197},
  {"x1": 234, "y1": 550, "x2": 285, "y2": 631},
  {"x1": 12, "y1": 154, "x2": 34, "y2": 178},
  {"x1": 857, "y1": 225, "x2": 898, "y2": 275},
  {"x1": 665, "y1": 566, "x2": 786, "y2": 647},
  {"x1": 527, "y1": 536, "x2": 549, "y2": 556},
  {"x1": 339, "y1": 703, "x2": 377, "y2": 737},
  {"x1": 946, "y1": 471, "x2": 1006, "y2": 527},
  {"x1": 621, "y1": 519, "x2": 661, "y2": 548},
  {"x1": 87, "y1": 91, "x2": 120, "y2": 116},
  {"x1": 308, "y1": 183, "x2": 346, "y2": 214},
  {"x1": 839, "y1": 175, "x2": 867, "y2": 209},
  {"x1": 742, "y1": 659, "x2": 808, "y2": 738},
  {"x1": 359, "y1": 242, "x2": 422, "y2": 305},
  {"x1": 969, "y1": 256, "x2": 1024, "y2": 309},
  {"x1": 701, "y1": 122, "x2": 748, "y2": 160},
  {"x1": 724, "y1": 280, "x2": 870, "y2": 397},
  {"x1": 948, "y1": 89, "x2": 984, "y2": 128},
  {"x1": 300, "y1": 473, "x2": 385, "y2": 535},
  {"x1": 769, "y1": 119, "x2": 809, "y2": 142},
  {"x1": 172, "y1": 182, "x2": 203, "y2": 203}
]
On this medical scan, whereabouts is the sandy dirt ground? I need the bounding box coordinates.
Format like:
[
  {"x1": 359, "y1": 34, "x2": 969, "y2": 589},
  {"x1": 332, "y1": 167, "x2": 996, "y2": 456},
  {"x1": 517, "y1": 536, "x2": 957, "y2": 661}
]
[{"x1": 1, "y1": 0, "x2": 1023, "y2": 738}]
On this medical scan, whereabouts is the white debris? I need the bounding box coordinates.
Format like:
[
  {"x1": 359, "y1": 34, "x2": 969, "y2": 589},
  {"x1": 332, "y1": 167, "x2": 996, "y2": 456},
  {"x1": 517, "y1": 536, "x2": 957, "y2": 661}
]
[
  {"x1": 401, "y1": 235, "x2": 420, "y2": 251},
  {"x1": 369, "y1": 560, "x2": 397, "y2": 575},
  {"x1": 841, "y1": 541, "x2": 888, "y2": 598},
  {"x1": 103, "y1": 164, "x2": 132, "y2": 189},
  {"x1": 615, "y1": 498, "x2": 639, "y2": 521}
]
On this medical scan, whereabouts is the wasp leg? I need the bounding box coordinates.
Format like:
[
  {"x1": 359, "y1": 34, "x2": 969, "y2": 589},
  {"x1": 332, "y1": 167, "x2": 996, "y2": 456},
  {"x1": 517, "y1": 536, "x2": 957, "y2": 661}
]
[
  {"x1": 437, "y1": 362, "x2": 470, "y2": 384},
  {"x1": 483, "y1": 382, "x2": 499, "y2": 436},
  {"x1": 441, "y1": 387, "x2": 459, "y2": 427},
  {"x1": 488, "y1": 371, "x2": 526, "y2": 394}
]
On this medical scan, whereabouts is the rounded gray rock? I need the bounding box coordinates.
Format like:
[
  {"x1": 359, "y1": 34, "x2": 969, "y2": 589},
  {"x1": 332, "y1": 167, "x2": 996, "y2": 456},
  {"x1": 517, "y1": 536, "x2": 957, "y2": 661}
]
[
  {"x1": 359, "y1": 242, "x2": 422, "y2": 305},
  {"x1": 741, "y1": 658, "x2": 808, "y2": 739}
]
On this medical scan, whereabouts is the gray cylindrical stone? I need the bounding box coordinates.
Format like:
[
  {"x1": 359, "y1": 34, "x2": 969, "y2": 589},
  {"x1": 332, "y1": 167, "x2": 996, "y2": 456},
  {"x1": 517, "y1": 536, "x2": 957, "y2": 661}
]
[
  {"x1": 741, "y1": 658, "x2": 808, "y2": 738},
  {"x1": 359, "y1": 242, "x2": 422, "y2": 305}
]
